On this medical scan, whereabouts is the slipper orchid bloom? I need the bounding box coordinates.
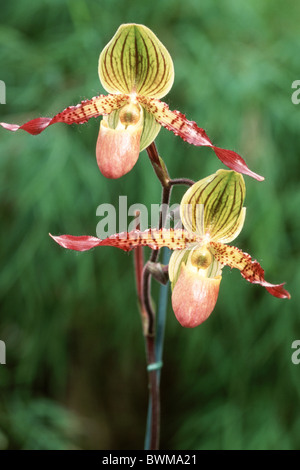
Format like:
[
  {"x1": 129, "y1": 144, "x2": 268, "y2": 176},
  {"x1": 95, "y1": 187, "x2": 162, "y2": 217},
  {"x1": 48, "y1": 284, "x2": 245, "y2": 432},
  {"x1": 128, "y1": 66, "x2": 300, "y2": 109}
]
[
  {"x1": 1, "y1": 24, "x2": 263, "y2": 181},
  {"x1": 50, "y1": 169, "x2": 290, "y2": 328}
]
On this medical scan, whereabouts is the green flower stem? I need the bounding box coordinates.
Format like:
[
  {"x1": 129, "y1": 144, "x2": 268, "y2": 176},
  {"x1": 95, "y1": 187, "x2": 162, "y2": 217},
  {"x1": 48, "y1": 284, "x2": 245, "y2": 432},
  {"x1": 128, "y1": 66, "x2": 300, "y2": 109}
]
[
  {"x1": 155, "y1": 248, "x2": 171, "y2": 385},
  {"x1": 142, "y1": 183, "x2": 170, "y2": 336},
  {"x1": 141, "y1": 142, "x2": 197, "y2": 449},
  {"x1": 144, "y1": 247, "x2": 170, "y2": 450},
  {"x1": 133, "y1": 225, "x2": 149, "y2": 334},
  {"x1": 129, "y1": 142, "x2": 193, "y2": 448},
  {"x1": 145, "y1": 334, "x2": 160, "y2": 450},
  {"x1": 133, "y1": 215, "x2": 159, "y2": 449}
]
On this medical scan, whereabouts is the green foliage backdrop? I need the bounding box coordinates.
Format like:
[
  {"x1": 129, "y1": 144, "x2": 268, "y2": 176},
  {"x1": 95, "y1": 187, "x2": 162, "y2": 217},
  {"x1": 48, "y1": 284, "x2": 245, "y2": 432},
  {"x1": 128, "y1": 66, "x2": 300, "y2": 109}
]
[{"x1": 0, "y1": 0, "x2": 299, "y2": 449}]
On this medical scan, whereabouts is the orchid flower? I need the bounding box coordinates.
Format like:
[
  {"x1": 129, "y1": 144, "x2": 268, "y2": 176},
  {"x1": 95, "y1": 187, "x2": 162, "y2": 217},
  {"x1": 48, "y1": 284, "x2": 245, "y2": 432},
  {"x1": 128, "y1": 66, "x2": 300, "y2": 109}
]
[
  {"x1": 1, "y1": 24, "x2": 263, "y2": 181},
  {"x1": 50, "y1": 169, "x2": 290, "y2": 328}
]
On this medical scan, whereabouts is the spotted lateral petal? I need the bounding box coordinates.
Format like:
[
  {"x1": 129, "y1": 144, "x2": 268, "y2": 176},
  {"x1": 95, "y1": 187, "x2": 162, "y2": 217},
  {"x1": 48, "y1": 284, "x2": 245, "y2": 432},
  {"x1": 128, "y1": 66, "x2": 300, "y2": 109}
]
[
  {"x1": 0, "y1": 94, "x2": 128, "y2": 135},
  {"x1": 138, "y1": 96, "x2": 264, "y2": 181},
  {"x1": 99, "y1": 24, "x2": 174, "y2": 98},
  {"x1": 50, "y1": 229, "x2": 197, "y2": 252},
  {"x1": 181, "y1": 169, "x2": 246, "y2": 243},
  {"x1": 209, "y1": 241, "x2": 291, "y2": 299}
]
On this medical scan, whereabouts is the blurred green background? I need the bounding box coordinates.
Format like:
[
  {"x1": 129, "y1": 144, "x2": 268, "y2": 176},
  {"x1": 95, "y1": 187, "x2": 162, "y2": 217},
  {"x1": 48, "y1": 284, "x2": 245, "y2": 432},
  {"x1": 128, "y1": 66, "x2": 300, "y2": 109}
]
[{"x1": 0, "y1": 0, "x2": 299, "y2": 450}]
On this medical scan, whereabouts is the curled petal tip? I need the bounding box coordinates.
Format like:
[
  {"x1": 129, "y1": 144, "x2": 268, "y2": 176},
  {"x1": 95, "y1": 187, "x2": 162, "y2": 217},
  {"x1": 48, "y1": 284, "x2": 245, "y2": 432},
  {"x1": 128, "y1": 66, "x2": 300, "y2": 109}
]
[
  {"x1": 171, "y1": 264, "x2": 221, "y2": 328},
  {"x1": 1, "y1": 118, "x2": 52, "y2": 135},
  {"x1": 264, "y1": 282, "x2": 291, "y2": 299},
  {"x1": 0, "y1": 122, "x2": 21, "y2": 132},
  {"x1": 254, "y1": 174, "x2": 265, "y2": 182},
  {"x1": 212, "y1": 147, "x2": 265, "y2": 182},
  {"x1": 50, "y1": 233, "x2": 102, "y2": 251}
]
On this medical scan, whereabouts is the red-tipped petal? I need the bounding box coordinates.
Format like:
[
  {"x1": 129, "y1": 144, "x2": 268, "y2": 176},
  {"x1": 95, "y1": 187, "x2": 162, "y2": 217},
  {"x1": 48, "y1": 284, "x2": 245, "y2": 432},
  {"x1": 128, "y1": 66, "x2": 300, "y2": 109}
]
[
  {"x1": 0, "y1": 118, "x2": 52, "y2": 135},
  {"x1": 50, "y1": 229, "x2": 197, "y2": 252},
  {"x1": 263, "y1": 283, "x2": 291, "y2": 299},
  {"x1": 96, "y1": 119, "x2": 142, "y2": 178},
  {"x1": 209, "y1": 241, "x2": 291, "y2": 299},
  {"x1": 172, "y1": 264, "x2": 221, "y2": 328},
  {"x1": 0, "y1": 94, "x2": 128, "y2": 135},
  {"x1": 50, "y1": 234, "x2": 104, "y2": 251},
  {"x1": 138, "y1": 96, "x2": 264, "y2": 181},
  {"x1": 212, "y1": 147, "x2": 264, "y2": 182}
]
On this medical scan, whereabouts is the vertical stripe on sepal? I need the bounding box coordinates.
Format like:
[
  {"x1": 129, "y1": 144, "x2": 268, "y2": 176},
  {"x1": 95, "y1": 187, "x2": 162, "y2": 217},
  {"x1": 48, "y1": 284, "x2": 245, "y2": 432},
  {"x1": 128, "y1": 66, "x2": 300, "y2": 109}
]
[
  {"x1": 99, "y1": 24, "x2": 174, "y2": 98},
  {"x1": 180, "y1": 170, "x2": 246, "y2": 243}
]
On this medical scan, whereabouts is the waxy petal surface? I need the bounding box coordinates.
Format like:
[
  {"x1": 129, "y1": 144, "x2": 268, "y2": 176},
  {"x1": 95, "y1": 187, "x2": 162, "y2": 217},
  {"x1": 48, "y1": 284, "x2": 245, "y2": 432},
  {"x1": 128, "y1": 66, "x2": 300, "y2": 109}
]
[
  {"x1": 172, "y1": 264, "x2": 221, "y2": 328},
  {"x1": 96, "y1": 119, "x2": 143, "y2": 178}
]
